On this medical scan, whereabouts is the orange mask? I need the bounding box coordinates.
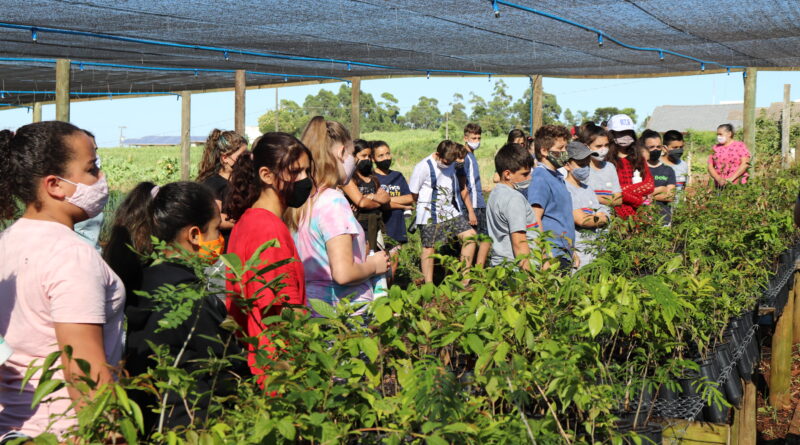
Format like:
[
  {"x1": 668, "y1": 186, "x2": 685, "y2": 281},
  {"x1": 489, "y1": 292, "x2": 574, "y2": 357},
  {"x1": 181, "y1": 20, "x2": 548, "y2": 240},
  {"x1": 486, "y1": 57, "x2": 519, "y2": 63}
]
[{"x1": 198, "y1": 232, "x2": 224, "y2": 263}]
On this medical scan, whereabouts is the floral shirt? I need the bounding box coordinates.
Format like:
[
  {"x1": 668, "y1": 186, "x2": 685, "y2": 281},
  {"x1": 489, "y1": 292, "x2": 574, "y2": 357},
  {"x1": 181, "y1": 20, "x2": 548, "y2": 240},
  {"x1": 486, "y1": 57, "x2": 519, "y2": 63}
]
[{"x1": 709, "y1": 141, "x2": 751, "y2": 184}]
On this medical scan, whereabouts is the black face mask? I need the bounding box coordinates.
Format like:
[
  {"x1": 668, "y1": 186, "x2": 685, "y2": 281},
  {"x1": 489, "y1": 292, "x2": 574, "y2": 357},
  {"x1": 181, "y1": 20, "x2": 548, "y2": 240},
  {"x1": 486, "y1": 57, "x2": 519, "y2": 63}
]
[
  {"x1": 668, "y1": 149, "x2": 684, "y2": 162},
  {"x1": 356, "y1": 159, "x2": 373, "y2": 176},
  {"x1": 648, "y1": 150, "x2": 662, "y2": 163},
  {"x1": 375, "y1": 159, "x2": 392, "y2": 172},
  {"x1": 285, "y1": 177, "x2": 313, "y2": 208}
]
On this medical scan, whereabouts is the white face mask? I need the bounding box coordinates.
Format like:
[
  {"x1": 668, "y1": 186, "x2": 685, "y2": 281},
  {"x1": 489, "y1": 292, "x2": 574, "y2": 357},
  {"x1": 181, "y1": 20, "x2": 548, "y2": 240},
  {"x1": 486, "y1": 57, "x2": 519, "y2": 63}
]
[
  {"x1": 717, "y1": 135, "x2": 727, "y2": 144},
  {"x1": 58, "y1": 173, "x2": 109, "y2": 219},
  {"x1": 615, "y1": 136, "x2": 635, "y2": 147},
  {"x1": 340, "y1": 153, "x2": 357, "y2": 185},
  {"x1": 593, "y1": 147, "x2": 609, "y2": 161},
  {"x1": 467, "y1": 141, "x2": 480, "y2": 150}
]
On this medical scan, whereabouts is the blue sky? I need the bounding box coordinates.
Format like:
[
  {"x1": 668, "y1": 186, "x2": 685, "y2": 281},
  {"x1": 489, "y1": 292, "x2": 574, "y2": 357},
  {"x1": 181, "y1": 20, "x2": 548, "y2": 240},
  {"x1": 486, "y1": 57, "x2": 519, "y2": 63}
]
[{"x1": 2, "y1": 70, "x2": 799, "y2": 148}]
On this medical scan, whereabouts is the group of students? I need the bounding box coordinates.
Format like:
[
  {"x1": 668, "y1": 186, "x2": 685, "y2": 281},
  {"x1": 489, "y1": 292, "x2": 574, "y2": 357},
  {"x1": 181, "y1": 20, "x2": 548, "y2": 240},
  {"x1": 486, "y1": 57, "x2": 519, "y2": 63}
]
[
  {"x1": 417, "y1": 116, "x2": 750, "y2": 273},
  {"x1": 0, "y1": 113, "x2": 751, "y2": 442}
]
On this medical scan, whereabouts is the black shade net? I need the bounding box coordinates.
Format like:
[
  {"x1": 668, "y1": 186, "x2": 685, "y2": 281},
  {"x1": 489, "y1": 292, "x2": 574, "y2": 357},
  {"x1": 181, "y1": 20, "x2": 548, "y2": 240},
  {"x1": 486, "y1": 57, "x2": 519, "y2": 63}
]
[{"x1": 0, "y1": 0, "x2": 799, "y2": 105}]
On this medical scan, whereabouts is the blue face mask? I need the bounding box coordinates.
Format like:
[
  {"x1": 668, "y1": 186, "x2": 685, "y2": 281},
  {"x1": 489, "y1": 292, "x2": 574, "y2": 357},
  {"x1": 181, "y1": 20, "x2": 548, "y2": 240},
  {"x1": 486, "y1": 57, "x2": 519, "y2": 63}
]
[{"x1": 572, "y1": 165, "x2": 591, "y2": 182}]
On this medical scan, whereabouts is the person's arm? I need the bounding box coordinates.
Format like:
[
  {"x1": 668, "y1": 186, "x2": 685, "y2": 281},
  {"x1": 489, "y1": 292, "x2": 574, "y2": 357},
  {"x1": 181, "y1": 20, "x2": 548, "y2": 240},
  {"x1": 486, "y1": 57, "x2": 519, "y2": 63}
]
[
  {"x1": 598, "y1": 193, "x2": 622, "y2": 207},
  {"x1": 728, "y1": 156, "x2": 751, "y2": 183},
  {"x1": 327, "y1": 234, "x2": 389, "y2": 285},
  {"x1": 653, "y1": 185, "x2": 675, "y2": 202},
  {"x1": 510, "y1": 231, "x2": 532, "y2": 271},
  {"x1": 532, "y1": 205, "x2": 544, "y2": 230},
  {"x1": 390, "y1": 194, "x2": 414, "y2": 206},
  {"x1": 215, "y1": 199, "x2": 235, "y2": 230},
  {"x1": 54, "y1": 323, "x2": 112, "y2": 407},
  {"x1": 707, "y1": 155, "x2": 725, "y2": 186},
  {"x1": 341, "y1": 181, "x2": 382, "y2": 210},
  {"x1": 461, "y1": 182, "x2": 477, "y2": 225},
  {"x1": 573, "y1": 210, "x2": 608, "y2": 228}
]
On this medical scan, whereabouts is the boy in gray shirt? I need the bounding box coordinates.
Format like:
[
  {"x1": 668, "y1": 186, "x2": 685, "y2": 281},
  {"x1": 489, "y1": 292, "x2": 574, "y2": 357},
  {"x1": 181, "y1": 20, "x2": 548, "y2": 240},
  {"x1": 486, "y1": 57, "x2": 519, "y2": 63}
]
[{"x1": 487, "y1": 143, "x2": 540, "y2": 269}]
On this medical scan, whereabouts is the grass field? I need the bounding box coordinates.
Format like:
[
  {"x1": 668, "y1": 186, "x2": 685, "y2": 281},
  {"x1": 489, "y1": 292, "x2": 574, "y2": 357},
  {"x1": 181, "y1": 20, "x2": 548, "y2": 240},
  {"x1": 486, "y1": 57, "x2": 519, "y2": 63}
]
[{"x1": 98, "y1": 129, "x2": 507, "y2": 193}]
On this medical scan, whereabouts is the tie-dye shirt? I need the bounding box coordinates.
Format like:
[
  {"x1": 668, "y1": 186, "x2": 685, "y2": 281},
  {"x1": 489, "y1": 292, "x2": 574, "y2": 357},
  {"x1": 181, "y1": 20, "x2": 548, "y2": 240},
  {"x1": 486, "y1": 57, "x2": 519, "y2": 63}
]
[
  {"x1": 293, "y1": 188, "x2": 373, "y2": 314},
  {"x1": 710, "y1": 141, "x2": 751, "y2": 184}
]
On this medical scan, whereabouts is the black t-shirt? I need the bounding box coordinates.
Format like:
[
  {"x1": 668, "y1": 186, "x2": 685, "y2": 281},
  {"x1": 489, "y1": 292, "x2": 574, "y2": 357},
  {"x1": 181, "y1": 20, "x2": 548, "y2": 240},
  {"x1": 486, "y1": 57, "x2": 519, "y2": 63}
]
[
  {"x1": 125, "y1": 262, "x2": 246, "y2": 432},
  {"x1": 649, "y1": 163, "x2": 677, "y2": 224},
  {"x1": 201, "y1": 174, "x2": 232, "y2": 245},
  {"x1": 353, "y1": 175, "x2": 381, "y2": 216},
  {"x1": 375, "y1": 170, "x2": 411, "y2": 243}
]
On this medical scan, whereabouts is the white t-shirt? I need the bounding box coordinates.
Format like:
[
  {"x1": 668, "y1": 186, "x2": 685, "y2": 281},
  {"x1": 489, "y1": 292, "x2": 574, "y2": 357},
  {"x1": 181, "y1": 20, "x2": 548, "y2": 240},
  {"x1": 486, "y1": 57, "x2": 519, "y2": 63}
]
[
  {"x1": 0, "y1": 218, "x2": 125, "y2": 439},
  {"x1": 409, "y1": 154, "x2": 461, "y2": 225}
]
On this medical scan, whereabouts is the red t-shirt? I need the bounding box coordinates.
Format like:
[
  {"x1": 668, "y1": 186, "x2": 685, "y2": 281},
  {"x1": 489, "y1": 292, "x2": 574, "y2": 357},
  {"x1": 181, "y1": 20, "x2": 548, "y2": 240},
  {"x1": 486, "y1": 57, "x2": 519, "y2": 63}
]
[{"x1": 225, "y1": 208, "x2": 305, "y2": 380}]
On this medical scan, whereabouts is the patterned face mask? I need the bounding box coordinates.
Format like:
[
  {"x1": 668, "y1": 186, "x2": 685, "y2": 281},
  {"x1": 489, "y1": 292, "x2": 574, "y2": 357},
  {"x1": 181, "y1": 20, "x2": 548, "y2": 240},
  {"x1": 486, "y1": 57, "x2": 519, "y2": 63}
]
[{"x1": 198, "y1": 232, "x2": 224, "y2": 263}]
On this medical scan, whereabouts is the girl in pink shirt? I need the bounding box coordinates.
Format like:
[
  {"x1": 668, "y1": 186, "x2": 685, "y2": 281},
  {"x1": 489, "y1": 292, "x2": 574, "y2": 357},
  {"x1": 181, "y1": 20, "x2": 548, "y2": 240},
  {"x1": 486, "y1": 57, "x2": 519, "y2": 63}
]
[
  {"x1": 0, "y1": 122, "x2": 124, "y2": 441},
  {"x1": 708, "y1": 123, "x2": 751, "y2": 187}
]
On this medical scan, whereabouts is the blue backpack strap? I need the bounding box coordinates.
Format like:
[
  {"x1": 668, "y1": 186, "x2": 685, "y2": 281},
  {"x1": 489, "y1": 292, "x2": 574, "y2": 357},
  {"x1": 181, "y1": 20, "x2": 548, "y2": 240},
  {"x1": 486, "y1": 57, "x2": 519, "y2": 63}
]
[
  {"x1": 426, "y1": 159, "x2": 438, "y2": 224},
  {"x1": 450, "y1": 168, "x2": 464, "y2": 213}
]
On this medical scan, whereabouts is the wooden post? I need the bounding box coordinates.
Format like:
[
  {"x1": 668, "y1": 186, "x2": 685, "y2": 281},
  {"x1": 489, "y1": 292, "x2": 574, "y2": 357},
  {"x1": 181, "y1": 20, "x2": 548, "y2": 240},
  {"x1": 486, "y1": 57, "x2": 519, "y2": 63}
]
[
  {"x1": 793, "y1": 269, "x2": 800, "y2": 344},
  {"x1": 55, "y1": 59, "x2": 70, "y2": 122},
  {"x1": 234, "y1": 70, "x2": 246, "y2": 136},
  {"x1": 274, "y1": 88, "x2": 279, "y2": 132},
  {"x1": 782, "y1": 84, "x2": 791, "y2": 168},
  {"x1": 180, "y1": 91, "x2": 191, "y2": 181},
  {"x1": 350, "y1": 77, "x2": 361, "y2": 139},
  {"x1": 742, "y1": 68, "x2": 757, "y2": 167},
  {"x1": 32, "y1": 102, "x2": 42, "y2": 123},
  {"x1": 532, "y1": 75, "x2": 544, "y2": 134},
  {"x1": 770, "y1": 274, "x2": 794, "y2": 408},
  {"x1": 739, "y1": 380, "x2": 757, "y2": 445}
]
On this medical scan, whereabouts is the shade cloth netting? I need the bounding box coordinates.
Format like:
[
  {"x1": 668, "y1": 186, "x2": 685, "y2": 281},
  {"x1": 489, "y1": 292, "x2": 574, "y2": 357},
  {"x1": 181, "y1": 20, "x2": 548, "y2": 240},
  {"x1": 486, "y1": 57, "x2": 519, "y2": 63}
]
[{"x1": 0, "y1": 0, "x2": 798, "y2": 105}]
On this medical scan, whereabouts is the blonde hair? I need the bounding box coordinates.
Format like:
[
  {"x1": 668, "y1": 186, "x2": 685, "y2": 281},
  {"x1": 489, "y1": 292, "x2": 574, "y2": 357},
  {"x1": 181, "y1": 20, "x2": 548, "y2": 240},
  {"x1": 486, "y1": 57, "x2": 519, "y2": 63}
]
[{"x1": 286, "y1": 116, "x2": 352, "y2": 230}]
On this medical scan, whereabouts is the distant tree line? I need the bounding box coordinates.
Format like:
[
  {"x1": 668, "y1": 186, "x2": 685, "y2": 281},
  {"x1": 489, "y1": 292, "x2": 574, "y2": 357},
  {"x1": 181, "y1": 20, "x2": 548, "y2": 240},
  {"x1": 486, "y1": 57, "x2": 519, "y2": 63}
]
[{"x1": 258, "y1": 80, "x2": 637, "y2": 137}]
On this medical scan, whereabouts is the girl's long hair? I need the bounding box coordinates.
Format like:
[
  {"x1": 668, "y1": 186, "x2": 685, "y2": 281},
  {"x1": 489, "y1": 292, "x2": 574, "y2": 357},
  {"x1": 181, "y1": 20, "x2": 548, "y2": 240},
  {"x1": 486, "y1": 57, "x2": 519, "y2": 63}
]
[
  {"x1": 225, "y1": 132, "x2": 314, "y2": 223},
  {"x1": 196, "y1": 129, "x2": 247, "y2": 182},
  {"x1": 287, "y1": 116, "x2": 351, "y2": 230}
]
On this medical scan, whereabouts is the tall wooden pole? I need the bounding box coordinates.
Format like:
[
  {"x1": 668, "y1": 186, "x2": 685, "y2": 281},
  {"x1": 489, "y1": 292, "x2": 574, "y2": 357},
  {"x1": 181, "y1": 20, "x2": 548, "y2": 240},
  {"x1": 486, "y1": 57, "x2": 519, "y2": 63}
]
[
  {"x1": 55, "y1": 59, "x2": 70, "y2": 122},
  {"x1": 180, "y1": 91, "x2": 191, "y2": 181},
  {"x1": 350, "y1": 77, "x2": 361, "y2": 139},
  {"x1": 532, "y1": 75, "x2": 544, "y2": 134},
  {"x1": 769, "y1": 272, "x2": 795, "y2": 408},
  {"x1": 234, "y1": 70, "x2": 246, "y2": 136},
  {"x1": 32, "y1": 102, "x2": 42, "y2": 123},
  {"x1": 781, "y1": 84, "x2": 791, "y2": 167},
  {"x1": 742, "y1": 68, "x2": 757, "y2": 167},
  {"x1": 274, "y1": 88, "x2": 279, "y2": 132}
]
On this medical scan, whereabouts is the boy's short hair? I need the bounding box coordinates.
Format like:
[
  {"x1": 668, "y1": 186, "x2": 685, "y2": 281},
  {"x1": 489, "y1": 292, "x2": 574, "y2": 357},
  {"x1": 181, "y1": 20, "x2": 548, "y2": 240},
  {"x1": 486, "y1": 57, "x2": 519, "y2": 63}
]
[
  {"x1": 640, "y1": 129, "x2": 661, "y2": 142},
  {"x1": 464, "y1": 123, "x2": 482, "y2": 136},
  {"x1": 534, "y1": 125, "x2": 570, "y2": 151},
  {"x1": 495, "y1": 143, "x2": 534, "y2": 175},
  {"x1": 436, "y1": 140, "x2": 466, "y2": 164},
  {"x1": 662, "y1": 130, "x2": 683, "y2": 145}
]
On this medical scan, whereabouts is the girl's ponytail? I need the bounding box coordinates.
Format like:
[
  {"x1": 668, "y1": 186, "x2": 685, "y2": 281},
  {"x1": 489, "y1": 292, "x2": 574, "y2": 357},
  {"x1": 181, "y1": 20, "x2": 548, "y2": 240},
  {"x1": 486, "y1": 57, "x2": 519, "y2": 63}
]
[
  {"x1": 0, "y1": 130, "x2": 17, "y2": 219},
  {"x1": 224, "y1": 152, "x2": 259, "y2": 221}
]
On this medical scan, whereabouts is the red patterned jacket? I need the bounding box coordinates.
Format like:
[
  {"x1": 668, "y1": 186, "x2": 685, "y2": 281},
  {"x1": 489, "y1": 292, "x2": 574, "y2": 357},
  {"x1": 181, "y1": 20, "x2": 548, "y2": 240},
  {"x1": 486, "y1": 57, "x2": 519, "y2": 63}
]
[{"x1": 614, "y1": 156, "x2": 654, "y2": 219}]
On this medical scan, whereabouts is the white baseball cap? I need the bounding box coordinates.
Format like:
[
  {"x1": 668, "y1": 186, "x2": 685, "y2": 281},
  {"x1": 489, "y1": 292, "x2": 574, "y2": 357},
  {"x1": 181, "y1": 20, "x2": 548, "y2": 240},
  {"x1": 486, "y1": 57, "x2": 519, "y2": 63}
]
[{"x1": 607, "y1": 114, "x2": 635, "y2": 132}]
